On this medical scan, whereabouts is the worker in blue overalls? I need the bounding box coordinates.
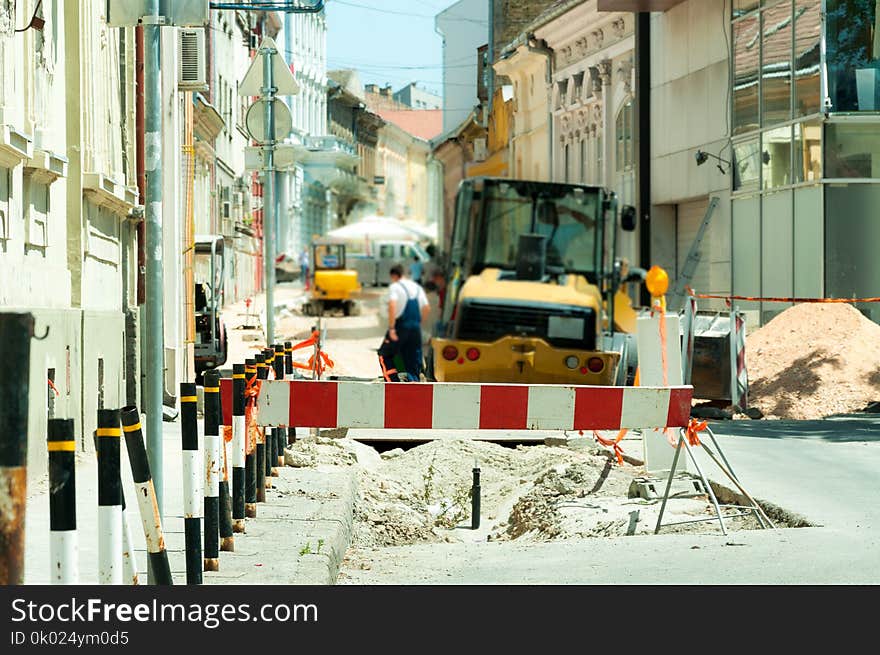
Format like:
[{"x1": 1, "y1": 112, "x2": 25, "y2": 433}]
[{"x1": 383, "y1": 264, "x2": 430, "y2": 382}]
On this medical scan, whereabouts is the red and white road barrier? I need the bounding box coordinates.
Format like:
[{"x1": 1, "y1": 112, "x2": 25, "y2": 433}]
[
  {"x1": 730, "y1": 309, "x2": 748, "y2": 412},
  {"x1": 251, "y1": 380, "x2": 692, "y2": 431}
]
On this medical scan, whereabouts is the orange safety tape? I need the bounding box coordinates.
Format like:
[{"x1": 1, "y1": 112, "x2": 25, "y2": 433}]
[
  {"x1": 47, "y1": 378, "x2": 60, "y2": 397},
  {"x1": 244, "y1": 373, "x2": 261, "y2": 454},
  {"x1": 684, "y1": 418, "x2": 708, "y2": 447},
  {"x1": 588, "y1": 428, "x2": 628, "y2": 465},
  {"x1": 651, "y1": 300, "x2": 669, "y2": 386},
  {"x1": 291, "y1": 331, "x2": 320, "y2": 352},
  {"x1": 221, "y1": 428, "x2": 231, "y2": 481},
  {"x1": 686, "y1": 286, "x2": 880, "y2": 304}
]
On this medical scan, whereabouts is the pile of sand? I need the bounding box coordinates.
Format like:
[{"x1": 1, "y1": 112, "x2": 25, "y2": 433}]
[{"x1": 746, "y1": 303, "x2": 880, "y2": 419}]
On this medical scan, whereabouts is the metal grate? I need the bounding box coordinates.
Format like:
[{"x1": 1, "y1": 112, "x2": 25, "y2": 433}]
[{"x1": 456, "y1": 300, "x2": 596, "y2": 350}]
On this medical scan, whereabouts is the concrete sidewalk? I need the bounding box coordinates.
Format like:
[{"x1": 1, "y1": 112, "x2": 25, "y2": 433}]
[{"x1": 23, "y1": 420, "x2": 357, "y2": 585}]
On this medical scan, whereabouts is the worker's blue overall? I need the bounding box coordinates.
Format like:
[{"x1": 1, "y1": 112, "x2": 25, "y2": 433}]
[{"x1": 394, "y1": 283, "x2": 423, "y2": 382}]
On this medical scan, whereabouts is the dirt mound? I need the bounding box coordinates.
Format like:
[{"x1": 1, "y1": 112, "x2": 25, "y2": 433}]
[{"x1": 746, "y1": 303, "x2": 880, "y2": 419}]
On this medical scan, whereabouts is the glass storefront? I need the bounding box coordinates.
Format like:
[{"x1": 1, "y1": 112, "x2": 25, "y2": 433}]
[{"x1": 730, "y1": 1, "x2": 880, "y2": 322}]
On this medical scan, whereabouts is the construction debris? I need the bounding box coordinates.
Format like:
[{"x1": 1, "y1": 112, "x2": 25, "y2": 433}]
[{"x1": 746, "y1": 303, "x2": 880, "y2": 419}]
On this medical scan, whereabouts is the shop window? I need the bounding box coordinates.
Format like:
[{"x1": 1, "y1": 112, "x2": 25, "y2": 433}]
[
  {"x1": 825, "y1": 123, "x2": 880, "y2": 178},
  {"x1": 793, "y1": 120, "x2": 822, "y2": 182},
  {"x1": 794, "y1": 0, "x2": 821, "y2": 117},
  {"x1": 733, "y1": 14, "x2": 760, "y2": 135},
  {"x1": 733, "y1": 137, "x2": 761, "y2": 192},
  {"x1": 826, "y1": 0, "x2": 880, "y2": 111},
  {"x1": 761, "y1": 2, "x2": 793, "y2": 126},
  {"x1": 615, "y1": 100, "x2": 634, "y2": 172},
  {"x1": 762, "y1": 125, "x2": 793, "y2": 189}
]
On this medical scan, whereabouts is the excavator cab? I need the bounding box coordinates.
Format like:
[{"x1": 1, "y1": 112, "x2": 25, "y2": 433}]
[
  {"x1": 302, "y1": 239, "x2": 361, "y2": 316},
  {"x1": 194, "y1": 235, "x2": 228, "y2": 379}
]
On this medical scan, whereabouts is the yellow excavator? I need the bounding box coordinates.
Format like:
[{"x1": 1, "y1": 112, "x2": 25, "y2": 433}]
[
  {"x1": 428, "y1": 177, "x2": 666, "y2": 386},
  {"x1": 302, "y1": 239, "x2": 361, "y2": 316}
]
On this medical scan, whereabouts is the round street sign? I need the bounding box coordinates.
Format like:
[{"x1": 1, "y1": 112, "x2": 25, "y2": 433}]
[{"x1": 245, "y1": 99, "x2": 293, "y2": 143}]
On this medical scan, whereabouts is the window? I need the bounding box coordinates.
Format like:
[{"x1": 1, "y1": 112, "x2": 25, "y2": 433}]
[
  {"x1": 564, "y1": 143, "x2": 571, "y2": 183},
  {"x1": 579, "y1": 139, "x2": 586, "y2": 183},
  {"x1": 733, "y1": 137, "x2": 761, "y2": 192},
  {"x1": 573, "y1": 72, "x2": 584, "y2": 104},
  {"x1": 556, "y1": 81, "x2": 567, "y2": 108},
  {"x1": 615, "y1": 100, "x2": 634, "y2": 172},
  {"x1": 762, "y1": 125, "x2": 793, "y2": 189},
  {"x1": 24, "y1": 177, "x2": 50, "y2": 248},
  {"x1": 733, "y1": 14, "x2": 760, "y2": 135},
  {"x1": 793, "y1": 120, "x2": 822, "y2": 182},
  {"x1": 379, "y1": 244, "x2": 395, "y2": 258},
  {"x1": 825, "y1": 123, "x2": 880, "y2": 177},
  {"x1": 794, "y1": 0, "x2": 821, "y2": 117},
  {"x1": 761, "y1": 2, "x2": 793, "y2": 126},
  {"x1": 826, "y1": 0, "x2": 880, "y2": 111},
  {"x1": 733, "y1": 0, "x2": 760, "y2": 18},
  {"x1": 0, "y1": 167, "x2": 10, "y2": 240}
]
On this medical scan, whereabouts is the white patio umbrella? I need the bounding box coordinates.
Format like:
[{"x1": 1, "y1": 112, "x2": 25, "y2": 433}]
[{"x1": 326, "y1": 215, "x2": 421, "y2": 242}]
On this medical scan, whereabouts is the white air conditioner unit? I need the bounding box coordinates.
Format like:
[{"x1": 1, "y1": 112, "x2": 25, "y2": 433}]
[
  {"x1": 473, "y1": 137, "x2": 487, "y2": 162},
  {"x1": 178, "y1": 28, "x2": 208, "y2": 92}
]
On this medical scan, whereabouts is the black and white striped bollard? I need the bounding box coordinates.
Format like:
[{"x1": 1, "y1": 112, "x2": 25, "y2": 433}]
[
  {"x1": 202, "y1": 370, "x2": 222, "y2": 569},
  {"x1": 48, "y1": 419, "x2": 77, "y2": 584},
  {"x1": 0, "y1": 312, "x2": 33, "y2": 585},
  {"x1": 218, "y1": 380, "x2": 235, "y2": 551},
  {"x1": 273, "y1": 344, "x2": 285, "y2": 471},
  {"x1": 97, "y1": 409, "x2": 122, "y2": 584},
  {"x1": 180, "y1": 383, "x2": 202, "y2": 584},
  {"x1": 255, "y1": 354, "x2": 268, "y2": 501},
  {"x1": 121, "y1": 406, "x2": 173, "y2": 585},
  {"x1": 232, "y1": 364, "x2": 247, "y2": 532}
]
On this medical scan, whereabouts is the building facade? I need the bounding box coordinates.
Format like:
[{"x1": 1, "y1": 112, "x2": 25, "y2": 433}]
[
  {"x1": 538, "y1": 1, "x2": 638, "y2": 265},
  {"x1": 393, "y1": 83, "x2": 442, "y2": 110},
  {"x1": 0, "y1": 0, "x2": 138, "y2": 473},
  {"x1": 436, "y1": 0, "x2": 489, "y2": 133}
]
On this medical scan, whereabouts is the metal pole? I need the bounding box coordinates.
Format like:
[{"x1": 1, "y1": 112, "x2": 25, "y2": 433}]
[
  {"x1": 143, "y1": 2, "x2": 165, "y2": 532},
  {"x1": 0, "y1": 313, "x2": 33, "y2": 585},
  {"x1": 262, "y1": 43, "x2": 277, "y2": 346}
]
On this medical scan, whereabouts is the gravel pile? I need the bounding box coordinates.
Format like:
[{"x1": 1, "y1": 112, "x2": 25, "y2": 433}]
[{"x1": 746, "y1": 303, "x2": 880, "y2": 419}]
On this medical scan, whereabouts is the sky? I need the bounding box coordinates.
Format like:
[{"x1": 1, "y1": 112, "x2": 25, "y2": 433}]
[{"x1": 324, "y1": 0, "x2": 467, "y2": 98}]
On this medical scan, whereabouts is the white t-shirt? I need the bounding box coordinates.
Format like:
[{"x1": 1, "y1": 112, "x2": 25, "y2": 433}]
[{"x1": 388, "y1": 279, "x2": 429, "y2": 319}]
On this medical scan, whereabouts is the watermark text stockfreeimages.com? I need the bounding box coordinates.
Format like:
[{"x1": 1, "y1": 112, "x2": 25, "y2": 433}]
[{"x1": 10, "y1": 597, "x2": 318, "y2": 630}]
